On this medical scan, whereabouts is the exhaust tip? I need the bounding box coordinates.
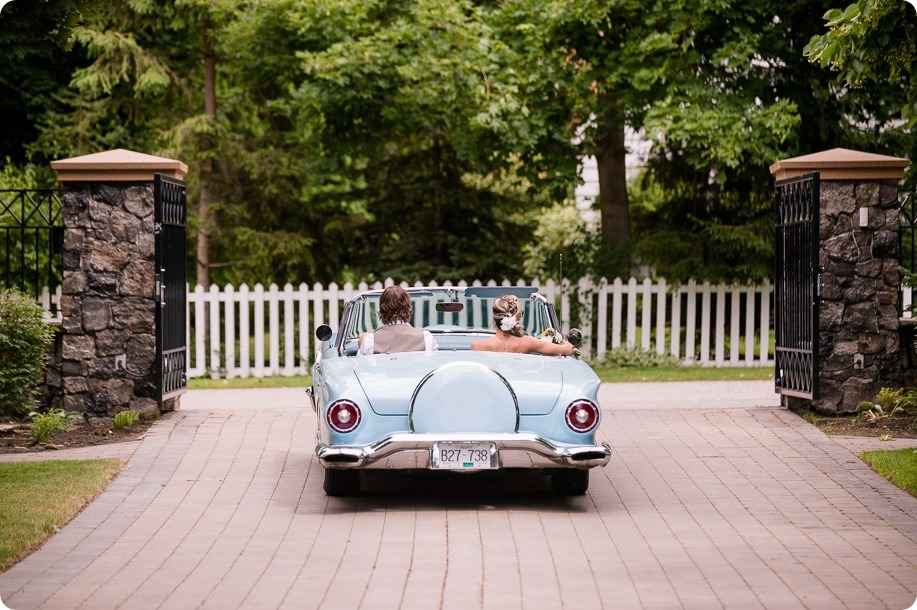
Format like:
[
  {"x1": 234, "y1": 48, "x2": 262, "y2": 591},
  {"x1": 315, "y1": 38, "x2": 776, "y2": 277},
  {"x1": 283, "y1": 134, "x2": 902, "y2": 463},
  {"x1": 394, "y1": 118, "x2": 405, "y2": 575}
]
[{"x1": 322, "y1": 454, "x2": 361, "y2": 464}]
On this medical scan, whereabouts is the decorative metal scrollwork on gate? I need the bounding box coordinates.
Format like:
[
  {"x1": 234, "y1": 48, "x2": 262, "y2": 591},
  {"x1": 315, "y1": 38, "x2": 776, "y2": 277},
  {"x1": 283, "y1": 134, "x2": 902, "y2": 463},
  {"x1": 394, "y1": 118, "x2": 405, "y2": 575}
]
[
  {"x1": 774, "y1": 172, "x2": 820, "y2": 399},
  {"x1": 154, "y1": 174, "x2": 188, "y2": 401}
]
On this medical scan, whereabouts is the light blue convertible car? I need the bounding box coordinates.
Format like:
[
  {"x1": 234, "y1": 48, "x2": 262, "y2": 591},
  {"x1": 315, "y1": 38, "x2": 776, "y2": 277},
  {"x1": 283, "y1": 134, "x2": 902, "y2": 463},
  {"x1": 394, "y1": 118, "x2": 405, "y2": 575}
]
[{"x1": 308, "y1": 286, "x2": 611, "y2": 496}]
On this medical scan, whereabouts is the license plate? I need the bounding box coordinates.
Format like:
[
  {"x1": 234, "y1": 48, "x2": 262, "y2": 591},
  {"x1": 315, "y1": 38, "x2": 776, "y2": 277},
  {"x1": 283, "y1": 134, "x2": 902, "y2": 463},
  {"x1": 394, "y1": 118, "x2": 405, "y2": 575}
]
[{"x1": 431, "y1": 442, "x2": 497, "y2": 470}]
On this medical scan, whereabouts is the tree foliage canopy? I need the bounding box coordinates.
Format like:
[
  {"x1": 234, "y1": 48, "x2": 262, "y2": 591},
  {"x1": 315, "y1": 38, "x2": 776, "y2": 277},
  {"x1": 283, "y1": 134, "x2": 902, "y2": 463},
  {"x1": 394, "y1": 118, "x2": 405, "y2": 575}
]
[
  {"x1": 805, "y1": 0, "x2": 917, "y2": 127},
  {"x1": 632, "y1": 0, "x2": 913, "y2": 282},
  {"x1": 0, "y1": 0, "x2": 913, "y2": 285}
]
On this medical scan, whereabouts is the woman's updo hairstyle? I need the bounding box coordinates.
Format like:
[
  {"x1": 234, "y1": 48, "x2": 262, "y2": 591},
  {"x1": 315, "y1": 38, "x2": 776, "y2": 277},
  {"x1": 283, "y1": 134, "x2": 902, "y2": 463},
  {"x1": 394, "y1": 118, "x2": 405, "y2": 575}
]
[{"x1": 492, "y1": 295, "x2": 524, "y2": 337}]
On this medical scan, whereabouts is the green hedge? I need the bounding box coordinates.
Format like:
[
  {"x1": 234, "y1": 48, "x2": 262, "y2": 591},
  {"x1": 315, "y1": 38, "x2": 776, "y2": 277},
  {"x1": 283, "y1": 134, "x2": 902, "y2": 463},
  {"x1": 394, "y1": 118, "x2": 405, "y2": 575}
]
[{"x1": 0, "y1": 290, "x2": 55, "y2": 416}]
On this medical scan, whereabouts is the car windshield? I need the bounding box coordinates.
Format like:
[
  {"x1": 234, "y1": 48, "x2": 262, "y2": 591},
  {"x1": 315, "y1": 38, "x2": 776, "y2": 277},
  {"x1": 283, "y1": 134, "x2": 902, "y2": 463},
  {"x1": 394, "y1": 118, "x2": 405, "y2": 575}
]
[{"x1": 342, "y1": 289, "x2": 555, "y2": 345}]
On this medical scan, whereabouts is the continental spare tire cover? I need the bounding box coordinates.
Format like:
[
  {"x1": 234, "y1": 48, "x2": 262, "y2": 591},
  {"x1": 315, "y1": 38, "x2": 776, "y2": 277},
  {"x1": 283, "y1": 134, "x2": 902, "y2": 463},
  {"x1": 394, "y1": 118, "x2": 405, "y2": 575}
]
[{"x1": 410, "y1": 361, "x2": 519, "y2": 433}]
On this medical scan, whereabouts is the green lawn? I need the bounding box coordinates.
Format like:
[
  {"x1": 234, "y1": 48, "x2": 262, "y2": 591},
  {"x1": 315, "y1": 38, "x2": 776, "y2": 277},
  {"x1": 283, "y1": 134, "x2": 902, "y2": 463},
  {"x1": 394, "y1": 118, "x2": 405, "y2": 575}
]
[
  {"x1": 591, "y1": 365, "x2": 773, "y2": 383},
  {"x1": 188, "y1": 374, "x2": 313, "y2": 390},
  {"x1": 861, "y1": 449, "x2": 917, "y2": 496},
  {"x1": 0, "y1": 459, "x2": 123, "y2": 571}
]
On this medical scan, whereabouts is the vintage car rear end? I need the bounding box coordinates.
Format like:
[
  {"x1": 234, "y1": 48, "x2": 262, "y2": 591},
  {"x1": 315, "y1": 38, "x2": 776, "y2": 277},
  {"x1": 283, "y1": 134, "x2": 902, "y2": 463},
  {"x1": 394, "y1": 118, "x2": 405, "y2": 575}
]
[{"x1": 308, "y1": 286, "x2": 611, "y2": 496}]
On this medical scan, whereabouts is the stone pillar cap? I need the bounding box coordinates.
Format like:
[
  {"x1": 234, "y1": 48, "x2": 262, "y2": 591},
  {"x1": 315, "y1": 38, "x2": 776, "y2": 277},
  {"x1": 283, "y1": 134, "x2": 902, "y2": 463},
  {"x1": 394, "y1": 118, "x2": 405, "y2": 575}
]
[
  {"x1": 770, "y1": 147, "x2": 909, "y2": 181},
  {"x1": 52, "y1": 148, "x2": 188, "y2": 182}
]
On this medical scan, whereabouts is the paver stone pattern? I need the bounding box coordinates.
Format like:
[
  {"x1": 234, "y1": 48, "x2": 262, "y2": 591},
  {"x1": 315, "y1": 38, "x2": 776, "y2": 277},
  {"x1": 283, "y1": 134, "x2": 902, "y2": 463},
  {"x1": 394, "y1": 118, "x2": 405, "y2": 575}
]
[{"x1": 1, "y1": 384, "x2": 915, "y2": 609}]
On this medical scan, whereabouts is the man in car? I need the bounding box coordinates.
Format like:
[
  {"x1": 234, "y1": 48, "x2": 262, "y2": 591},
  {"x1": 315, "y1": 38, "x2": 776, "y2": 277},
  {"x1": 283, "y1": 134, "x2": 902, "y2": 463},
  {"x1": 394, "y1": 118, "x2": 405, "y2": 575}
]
[{"x1": 357, "y1": 286, "x2": 438, "y2": 354}]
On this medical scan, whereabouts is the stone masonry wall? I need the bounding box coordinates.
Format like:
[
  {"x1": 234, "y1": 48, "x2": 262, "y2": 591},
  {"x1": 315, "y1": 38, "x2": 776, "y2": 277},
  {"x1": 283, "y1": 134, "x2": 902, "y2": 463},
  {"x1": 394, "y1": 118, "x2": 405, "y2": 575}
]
[
  {"x1": 57, "y1": 182, "x2": 163, "y2": 418},
  {"x1": 36, "y1": 329, "x2": 63, "y2": 411},
  {"x1": 813, "y1": 179, "x2": 903, "y2": 412}
]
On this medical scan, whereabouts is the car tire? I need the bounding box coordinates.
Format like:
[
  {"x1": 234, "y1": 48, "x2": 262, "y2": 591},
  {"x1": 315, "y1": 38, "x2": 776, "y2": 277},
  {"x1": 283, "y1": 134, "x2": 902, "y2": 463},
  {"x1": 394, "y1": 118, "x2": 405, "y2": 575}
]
[
  {"x1": 323, "y1": 468, "x2": 361, "y2": 496},
  {"x1": 551, "y1": 469, "x2": 589, "y2": 495}
]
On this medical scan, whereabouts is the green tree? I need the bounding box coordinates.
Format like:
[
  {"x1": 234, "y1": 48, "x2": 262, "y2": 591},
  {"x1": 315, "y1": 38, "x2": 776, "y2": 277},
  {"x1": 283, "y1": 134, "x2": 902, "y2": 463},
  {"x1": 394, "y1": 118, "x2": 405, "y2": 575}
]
[
  {"x1": 491, "y1": 0, "x2": 772, "y2": 277},
  {"x1": 23, "y1": 1, "x2": 187, "y2": 161},
  {"x1": 7, "y1": 0, "x2": 913, "y2": 287},
  {"x1": 805, "y1": 0, "x2": 917, "y2": 128},
  {"x1": 633, "y1": 1, "x2": 807, "y2": 283},
  {"x1": 0, "y1": 0, "x2": 97, "y2": 167},
  {"x1": 227, "y1": 0, "x2": 552, "y2": 282},
  {"x1": 196, "y1": 0, "x2": 376, "y2": 284},
  {"x1": 497, "y1": 0, "x2": 912, "y2": 283},
  {"x1": 37, "y1": 0, "x2": 237, "y2": 289},
  {"x1": 631, "y1": 0, "x2": 911, "y2": 282}
]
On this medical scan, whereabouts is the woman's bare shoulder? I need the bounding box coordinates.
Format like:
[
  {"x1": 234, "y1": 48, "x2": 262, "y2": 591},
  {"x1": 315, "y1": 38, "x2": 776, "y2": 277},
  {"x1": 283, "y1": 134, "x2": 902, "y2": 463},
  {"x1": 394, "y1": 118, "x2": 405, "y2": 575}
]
[{"x1": 470, "y1": 337, "x2": 491, "y2": 351}]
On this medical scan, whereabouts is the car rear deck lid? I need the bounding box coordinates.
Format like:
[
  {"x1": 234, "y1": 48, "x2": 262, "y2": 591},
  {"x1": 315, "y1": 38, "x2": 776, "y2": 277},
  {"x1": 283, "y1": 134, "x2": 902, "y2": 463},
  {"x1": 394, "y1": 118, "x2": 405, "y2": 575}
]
[{"x1": 352, "y1": 352, "x2": 563, "y2": 416}]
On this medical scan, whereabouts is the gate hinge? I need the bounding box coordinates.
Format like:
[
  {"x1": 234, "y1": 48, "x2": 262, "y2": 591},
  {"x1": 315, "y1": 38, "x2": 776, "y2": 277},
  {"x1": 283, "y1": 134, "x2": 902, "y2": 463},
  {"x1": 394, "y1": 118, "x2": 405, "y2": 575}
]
[{"x1": 816, "y1": 273, "x2": 824, "y2": 297}]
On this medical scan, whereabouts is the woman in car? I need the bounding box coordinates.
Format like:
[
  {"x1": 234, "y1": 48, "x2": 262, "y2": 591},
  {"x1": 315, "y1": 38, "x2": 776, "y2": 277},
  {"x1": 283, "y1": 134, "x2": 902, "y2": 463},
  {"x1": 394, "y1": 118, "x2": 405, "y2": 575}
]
[{"x1": 471, "y1": 294, "x2": 574, "y2": 356}]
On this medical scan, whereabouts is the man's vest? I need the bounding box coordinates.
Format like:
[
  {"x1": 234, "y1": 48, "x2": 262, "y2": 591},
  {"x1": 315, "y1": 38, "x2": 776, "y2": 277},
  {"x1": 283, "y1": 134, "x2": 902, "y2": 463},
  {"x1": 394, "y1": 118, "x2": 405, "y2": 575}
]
[{"x1": 373, "y1": 324, "x2": 426, "y2": 354}]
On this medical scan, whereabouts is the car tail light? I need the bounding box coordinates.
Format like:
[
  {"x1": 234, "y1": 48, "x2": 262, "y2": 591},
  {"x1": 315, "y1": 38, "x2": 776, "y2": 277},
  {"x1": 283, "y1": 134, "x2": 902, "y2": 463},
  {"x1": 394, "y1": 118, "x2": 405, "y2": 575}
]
[
  {"x1": 327, "y1": 400, "x2": 361, "y2": 433},
  {"x1": 565, "y1": 399, "x2": 599, "y2": 433}
]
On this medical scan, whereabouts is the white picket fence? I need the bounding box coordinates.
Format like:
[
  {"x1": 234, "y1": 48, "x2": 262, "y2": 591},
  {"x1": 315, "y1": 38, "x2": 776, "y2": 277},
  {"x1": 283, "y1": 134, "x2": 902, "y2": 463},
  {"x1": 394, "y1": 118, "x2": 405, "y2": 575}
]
[
  {"x1": 30, "y1": 280, "x2": 917, "y2": 379},
  {"x1": 39, "y1": 285, "x2": 62, "y2": 322},
  {"x1": 903, "y1": 285, "x2": 914, "y2": 319},
  {"x1": 186, "y1": 278, "x2": 776, "y2": 379}
]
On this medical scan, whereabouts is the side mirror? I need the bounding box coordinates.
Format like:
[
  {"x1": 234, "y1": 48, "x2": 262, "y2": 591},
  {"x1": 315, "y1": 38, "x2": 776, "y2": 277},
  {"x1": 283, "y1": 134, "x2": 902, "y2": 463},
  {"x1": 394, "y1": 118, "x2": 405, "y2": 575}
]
[
  {"x1": 315, "y1": 324, "x2": 333, "y2": 342},
  {"x1": 566, "y1": 328, "x2": 583, "y2": 347}
]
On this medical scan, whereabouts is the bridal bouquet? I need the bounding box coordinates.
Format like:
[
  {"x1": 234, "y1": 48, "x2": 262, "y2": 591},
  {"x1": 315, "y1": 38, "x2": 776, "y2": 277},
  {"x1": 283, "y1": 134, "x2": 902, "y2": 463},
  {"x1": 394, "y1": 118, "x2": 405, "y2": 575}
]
[{"x1": 540, "y1": 327, "x2": 581, "y2": 358}]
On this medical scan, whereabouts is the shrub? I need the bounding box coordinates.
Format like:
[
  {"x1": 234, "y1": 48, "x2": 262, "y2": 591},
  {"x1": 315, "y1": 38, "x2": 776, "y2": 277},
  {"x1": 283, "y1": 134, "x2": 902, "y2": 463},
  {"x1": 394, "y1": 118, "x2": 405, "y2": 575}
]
[
  {"x1": 858, "y1": 387, "x2": 907, "y2": 423},
  {"x1": 29, "y1": 408, "x2": 71, "y2": 444},
  {"x1": 0, "y1": 290, "x2": 56, "y2": 416},
  {"x1": 112, "y1": 410, "x2": 140, "y2": 430},
  {"x1": 598, "y1": 347, "x2": 681, "y2": 368}
]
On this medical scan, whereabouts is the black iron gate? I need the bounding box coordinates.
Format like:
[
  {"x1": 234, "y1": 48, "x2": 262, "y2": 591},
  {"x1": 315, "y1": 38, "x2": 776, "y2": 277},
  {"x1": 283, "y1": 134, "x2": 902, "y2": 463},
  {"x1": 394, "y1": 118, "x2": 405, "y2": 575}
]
[
  {"x1": 774, "y1": 172, "x2": 820, "y2": 399},
  {"x1": 154, "y1": 174, "x2": 188, "y2": 401}
]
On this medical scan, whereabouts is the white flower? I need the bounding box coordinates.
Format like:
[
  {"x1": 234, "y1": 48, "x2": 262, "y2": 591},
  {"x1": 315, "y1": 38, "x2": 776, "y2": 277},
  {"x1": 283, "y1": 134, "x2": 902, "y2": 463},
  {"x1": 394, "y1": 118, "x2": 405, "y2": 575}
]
[{"x1": 500, "y1": 315, "x2": 517, "y2": 331}]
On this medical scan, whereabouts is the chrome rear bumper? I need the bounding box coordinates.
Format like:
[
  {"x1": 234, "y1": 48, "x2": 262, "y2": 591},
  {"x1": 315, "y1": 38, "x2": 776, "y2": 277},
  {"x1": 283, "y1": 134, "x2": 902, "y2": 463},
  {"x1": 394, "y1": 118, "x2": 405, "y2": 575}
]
[{"x1": 316, "y1": 432, "x2": 611, "y2": 470}]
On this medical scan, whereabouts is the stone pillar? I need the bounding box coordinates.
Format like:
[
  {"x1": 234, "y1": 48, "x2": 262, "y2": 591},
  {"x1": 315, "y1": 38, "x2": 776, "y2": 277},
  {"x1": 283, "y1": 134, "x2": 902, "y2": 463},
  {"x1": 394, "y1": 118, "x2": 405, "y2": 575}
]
[
  {"x1": 771, "y1": 148, "x2": 909, "y2": 413},
  {"x1": 50, "y1": 149, "x2": 187, "y2": 418}
]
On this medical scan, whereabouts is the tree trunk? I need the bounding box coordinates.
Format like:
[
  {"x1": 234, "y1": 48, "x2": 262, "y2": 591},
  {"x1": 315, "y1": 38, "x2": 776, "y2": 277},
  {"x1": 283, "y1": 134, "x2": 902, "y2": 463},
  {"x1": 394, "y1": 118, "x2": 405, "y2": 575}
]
[
  {"x1": 203, "y1": 20, "x2": 217, "y2": 120},
  {"x1": 594, "y1": 111, "x2": 631, "y2": 278},
  {"x1": 432, "y1": 135, "x2": 443, "y2": 265},
  {"x1": 196, "y1": 181, "x2": 213, "y2": 290},
  {"x1": 196, "y1": 18, "x2": 217, "y2": 291}
]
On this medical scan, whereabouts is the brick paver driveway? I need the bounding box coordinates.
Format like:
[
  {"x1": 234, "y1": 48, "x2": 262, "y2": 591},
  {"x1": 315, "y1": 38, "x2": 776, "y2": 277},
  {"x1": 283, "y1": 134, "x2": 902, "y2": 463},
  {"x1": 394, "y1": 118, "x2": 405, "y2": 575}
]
[{"x1": 1, "y1": 382, "x2": 915, "y2": 609}]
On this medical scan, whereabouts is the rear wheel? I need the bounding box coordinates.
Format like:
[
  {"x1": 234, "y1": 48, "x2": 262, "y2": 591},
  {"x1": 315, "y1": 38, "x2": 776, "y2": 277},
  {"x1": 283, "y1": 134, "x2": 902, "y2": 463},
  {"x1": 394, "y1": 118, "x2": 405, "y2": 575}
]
[
  {"x1": 551, "y1": 469, "x2": 589, "y2": 495},
  {"x1": 323, "y1": 468, "x2": 361, "y2": 496}
]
